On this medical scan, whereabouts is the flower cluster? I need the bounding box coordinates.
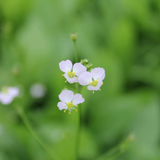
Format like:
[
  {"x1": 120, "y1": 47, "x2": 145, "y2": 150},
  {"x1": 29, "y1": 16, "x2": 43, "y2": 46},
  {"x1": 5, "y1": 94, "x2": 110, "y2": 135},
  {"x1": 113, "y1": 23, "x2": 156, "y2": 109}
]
[
  {"x1": 0, "y1": 87, "x2": 19, "y2": 105},
  {"x1": 57, "y1": 59, "x2": 105, "y2": 113},
  {"x1": 59, "y1": 59, "x2": 105, "y2": 92}
]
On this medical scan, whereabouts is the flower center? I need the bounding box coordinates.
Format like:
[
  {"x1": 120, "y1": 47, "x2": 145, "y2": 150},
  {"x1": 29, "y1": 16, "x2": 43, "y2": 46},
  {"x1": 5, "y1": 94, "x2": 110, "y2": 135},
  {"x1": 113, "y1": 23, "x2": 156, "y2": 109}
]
[
  {"x1": 67, "y1": 102, "x2": 74, "y2": 108},
  {"x1": 2, "y1": 87, "x2": 8, "y2": 94},
  {"x1": 67, "y1": 71, "x2": 76, "y2": 78},
  {"x1": 89, "y1": 80, "x2": 98, "y2": 87}
]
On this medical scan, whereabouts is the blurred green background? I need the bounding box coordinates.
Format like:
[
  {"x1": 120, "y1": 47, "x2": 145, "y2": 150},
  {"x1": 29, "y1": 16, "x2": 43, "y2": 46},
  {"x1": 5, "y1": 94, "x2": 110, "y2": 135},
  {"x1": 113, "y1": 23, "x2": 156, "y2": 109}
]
[{"x1": 0, "y1": 0, "x2": 160, "y2": 160}]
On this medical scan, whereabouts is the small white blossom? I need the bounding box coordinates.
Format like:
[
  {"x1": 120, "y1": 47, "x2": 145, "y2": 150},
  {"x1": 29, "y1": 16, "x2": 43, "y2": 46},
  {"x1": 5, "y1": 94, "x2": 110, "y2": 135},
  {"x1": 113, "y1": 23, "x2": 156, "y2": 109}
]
[
  {"x1": 78, "y1": 67, "x2": 105, "y2": 93},
  {"x1": 0, "y1": 87, "x2": 19, "y2": 105},
  {"x1": 59, "y1": 59, "x2": 86, "y2": 83},
  {"x1": 57, "y1": 90, "x2": 85, "y2": 113},
  {"x1": 30, "y1": 83, "x2": 46, "y2": 98}
]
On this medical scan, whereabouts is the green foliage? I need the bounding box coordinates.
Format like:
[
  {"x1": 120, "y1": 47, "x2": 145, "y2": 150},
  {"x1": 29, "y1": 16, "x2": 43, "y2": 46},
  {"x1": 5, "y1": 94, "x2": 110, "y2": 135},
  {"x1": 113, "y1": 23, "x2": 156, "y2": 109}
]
[{"x1": 0, "y1": 0, "x2": 160, "y2": 160}]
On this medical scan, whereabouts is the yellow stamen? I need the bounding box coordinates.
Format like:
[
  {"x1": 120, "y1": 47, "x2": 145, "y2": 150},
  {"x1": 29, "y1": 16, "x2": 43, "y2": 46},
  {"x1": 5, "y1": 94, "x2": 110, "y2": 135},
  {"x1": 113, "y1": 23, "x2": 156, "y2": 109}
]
[
  {"x1": 99, "y1": 89, "x2": 101, "y2": 91},
  {"x1": 92, "y1": 91, "x2": 94, "y2": 94},
  {"x1": 67, "y1": 71, "x2": 76, "y2": 78},
  {"x1": 65, "y1": 81, "x2": 67, "y2": 83},
  {"x1": 76, "y1": 110, "x2": 78, "y2": 112},
  {"x1": 69, "y1": 112, "x2": 71, "y2": 114},
  {"x1": 62, "y1": 74, "x2": 64, "y2": 76},
  {"x1": 64, "y1": 110, "x2": 66, "y2": 113},
  {"x1": 67, "y1": 102, "x2": 74, "y2": 108},
  {"x1": 76, "y1": 77, "x2": 78, "y2": 79},
  {"x1": 2, "y1": 87, "x2": 8, "y2": 94},
  {"x1": 89, "y1": 80, "x2": 98, "y2": 87},
  {"x1": 76, "y1": 105, "x2": 78, "y2": 107},
  {"x1": 102, "y1": 82, "x2": 103, "y2": 85}
]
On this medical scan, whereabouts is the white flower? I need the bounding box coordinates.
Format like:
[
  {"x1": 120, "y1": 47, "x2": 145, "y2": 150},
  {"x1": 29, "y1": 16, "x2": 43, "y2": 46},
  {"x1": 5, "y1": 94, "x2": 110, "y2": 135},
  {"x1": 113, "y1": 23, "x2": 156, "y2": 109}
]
[
  {"x1": 78, "y1": 67, "x2": 105, "y2": 93},
  {"x1": 57, "y1": 90, "x2": 85, "y2": 113},
  {"x1": 59, "y1": 59, "x2": 86, "y2": 83},
  {"x1": 30, "y1": 83, "x2": 46, "y2": 98},
  {"x1": 0, "y1": 87, "x2": 19, "y2": 105}
]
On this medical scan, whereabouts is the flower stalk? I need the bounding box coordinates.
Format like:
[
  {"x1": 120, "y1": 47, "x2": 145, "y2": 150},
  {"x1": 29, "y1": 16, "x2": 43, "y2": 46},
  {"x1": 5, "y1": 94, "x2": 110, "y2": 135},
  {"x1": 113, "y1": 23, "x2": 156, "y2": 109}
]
[
  {"x1": 74, "y1": 41, "x2": 78, "y2": 63},
  {"x1": 17, "y1": 107, "x2": 57, "y2": 160},
  {"x1": 72, "y1": 36, "x2": 81, "y2": 160},
  {"x1": 94, "y1": 134, "x2": 135, "y2": 160}
]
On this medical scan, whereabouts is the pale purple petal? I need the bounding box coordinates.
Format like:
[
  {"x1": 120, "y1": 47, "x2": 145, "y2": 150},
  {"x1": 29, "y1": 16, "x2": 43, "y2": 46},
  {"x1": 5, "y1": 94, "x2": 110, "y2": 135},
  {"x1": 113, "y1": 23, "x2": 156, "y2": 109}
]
[
  {"x1": 72, "y1": 63, "x2": 86, "y2": 76},
  {"x1": 91, "y1": 68, "x2": 105, "y2": 81},
  {"x1": 72, "y1": 93, "x2": 85, "y2": 105},
  {"x1": 87, "y1": 85, "x2": 100, "y2": 91},
  {"x1": 8, "y1": 87, "x2": 19, "y2": 97},
  {"x1": 0, "y1": 93, "x2": 13, "y2": 105},
  {"x1": 64, "y1": 73, "x2": 78, "y2": 83},
  {"x1": 78, "y1": 72, "x2": 92, "y2": 85},
  {"x1": 57, "y1": 102, "x2": 67, "y2": 110},
  {"x1": 59, "y1": 60, "x2": 72, "y2": 73},
  {"x1": 58, "y1": 90, "x2": 74, "y2": 103}
]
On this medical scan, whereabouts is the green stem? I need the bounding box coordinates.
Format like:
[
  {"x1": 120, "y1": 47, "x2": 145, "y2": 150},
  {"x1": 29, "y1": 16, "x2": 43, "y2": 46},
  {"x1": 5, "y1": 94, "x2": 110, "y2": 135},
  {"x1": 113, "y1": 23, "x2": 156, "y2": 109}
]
[
  {"x1": 75, "y1": 104, "x2": 81, "y2": 160},
  {"x1": 94, "y1": 144, "x2": 121, "y2": 160},
  {"x1": 94, "y1": 135, "x2": 134, "y2": 160},
  {"x1": 18, "y1": 108, "x2": 57, "y2": 160},
  {"x1": 74, "y1": 41, "x2": 78, "y2": 62},
  {"x1": 106, "y1": 151, "x2": 122, "y2": 160},
  {"x1": 73, "y1": 40, "x2": 81, "y2": 160}
]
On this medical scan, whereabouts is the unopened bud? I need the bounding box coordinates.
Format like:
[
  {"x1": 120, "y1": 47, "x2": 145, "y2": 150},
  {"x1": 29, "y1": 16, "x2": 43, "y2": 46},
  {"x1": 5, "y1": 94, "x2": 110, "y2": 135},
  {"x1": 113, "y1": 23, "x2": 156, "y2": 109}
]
[
  {"x1": 80, "y1": 59, "x2": 88, "y2": 65},
  {"x1": 12, "y1": 63, "x2": 21, "y2": 75},
  {"x1": 12, "y1": 67, "x2": 19, "y2": 75},
  {"x1": 80, "y1": 59, "x2": 93, "y2": 71},
  {"x1": 70, "y1": 33, "x2": 78, "y2": 42}
]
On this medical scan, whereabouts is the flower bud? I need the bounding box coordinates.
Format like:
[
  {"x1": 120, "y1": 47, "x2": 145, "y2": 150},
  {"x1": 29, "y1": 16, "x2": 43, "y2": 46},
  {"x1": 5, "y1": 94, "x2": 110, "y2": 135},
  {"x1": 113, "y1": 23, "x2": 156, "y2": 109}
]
[
  {"x1": 70, "y1": 33, "x2": 78, "y2": 42},
  {"x1": 12, "y1": 67, "x2": 19, "y2": 75},
  {"x1": 80, "y1": 59, "x2": 93, "y2": 71}
]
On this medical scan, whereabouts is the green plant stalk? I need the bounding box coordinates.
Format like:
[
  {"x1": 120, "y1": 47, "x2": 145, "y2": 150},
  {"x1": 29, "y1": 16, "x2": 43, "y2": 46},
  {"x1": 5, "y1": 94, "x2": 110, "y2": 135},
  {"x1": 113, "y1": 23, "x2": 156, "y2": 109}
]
[
  {"x1": 106, "y1": 151, "x2": 122, "y2": 160},
  {"x1": 94, "y1": 135, "x2": 134, "y2": 160},
  {"x1": 75, "y1": 104, "x2": 81, "y2": 160},
  {"x1": 18, "y1": 109, "x2": 57, "y2": 160},
  {"x1": 94, "y1": 144, "x2": 121, "y2": 160},
  {"x1": 74, "y1": 41, "x2": 78, "y2": 63},
  {"x1": 73, "y1": 40, "x2": 81, "y2": 160}
]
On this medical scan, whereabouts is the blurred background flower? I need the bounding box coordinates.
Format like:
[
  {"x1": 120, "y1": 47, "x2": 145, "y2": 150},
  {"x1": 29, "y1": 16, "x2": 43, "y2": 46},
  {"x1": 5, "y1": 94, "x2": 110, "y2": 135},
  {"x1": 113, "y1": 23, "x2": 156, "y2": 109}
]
[
  {"x1": 0, "y1": 0, "x2": 160, "y2": 160},
  {"x1": 30, "y1": 83, "x2": 46, "y2": 98}
]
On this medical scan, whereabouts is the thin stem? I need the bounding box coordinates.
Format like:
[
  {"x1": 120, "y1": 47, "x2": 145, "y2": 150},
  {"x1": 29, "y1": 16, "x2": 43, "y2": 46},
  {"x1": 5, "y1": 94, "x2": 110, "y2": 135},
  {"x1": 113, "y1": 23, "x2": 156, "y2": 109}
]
[
  {"x1": 106, "y1": 151, "x2": 122, "y2": 160},
  {"x1": 75, "y1": 104, "x2": 81, "y2": 160},
  {"x1": 94, "y1": 135, "x2": 134, "y2": 160},
  {"x1": 94, "y1": 144, "x2": 121, "y2": 160},
  {"x1": 74, "y1": 41, "x2": 78, "y2": 62},
  {"x1": 18, "y1": 108, "x2": 57, "y2": 160},
  {"x1": 73, "y1": 39, "x2": 81, "y2": 160}
]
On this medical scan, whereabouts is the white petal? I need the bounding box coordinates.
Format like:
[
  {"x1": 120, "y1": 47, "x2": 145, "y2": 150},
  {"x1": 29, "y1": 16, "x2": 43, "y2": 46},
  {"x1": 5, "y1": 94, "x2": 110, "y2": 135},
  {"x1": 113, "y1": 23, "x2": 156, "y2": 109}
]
[
  {"x1": 64, "y1": 73, "x2": 78, "y2": 83},
  {"x1": 58, "y1": 90, "x2": 74, "y2": 103},
  {"x1": 72, "y1": 93, "x2": 85, "y2": 105},
  {"x1": 0, "y1": 93, "x2": 13, "y2": 105},
  {"x1": 57, "y1": 102, "x2": 67, "y2": 110},
  {"x1": 78, "y1": 72, "x2": 92, "y2": 85},
  {"x1": 87, "y1": 85, "x2": 100, "y2": 91},
  {"x1": 91, "y1": 68, "x2": 105, "y2": 81},
  {"x1": 8, "y1": 87, "x2": 19, "y2": 97},
  {"x1": 73, "y1": 63, "x2": 86, "y2": 76},
  {"x1": 97, "y1": 81, "x2": 103, "y2": 88},
  {"x1": 59, "y1": 60, "x2": 72, "y2": 73}
]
